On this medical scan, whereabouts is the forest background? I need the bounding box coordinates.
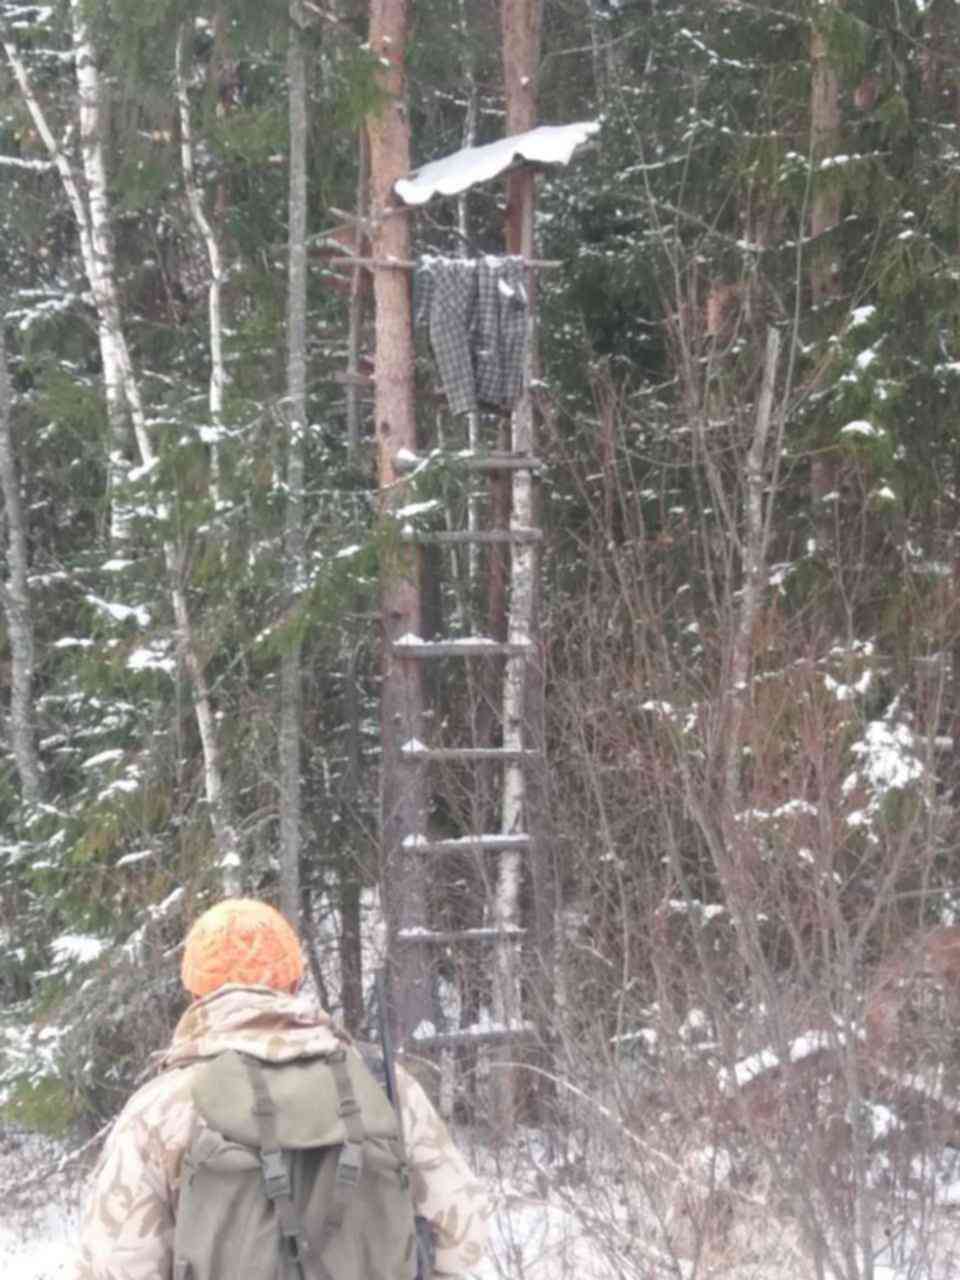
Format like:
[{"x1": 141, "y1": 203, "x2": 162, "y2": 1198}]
[{"x1": 5, "y1": 1, "x2": 960, "y2": 1277}]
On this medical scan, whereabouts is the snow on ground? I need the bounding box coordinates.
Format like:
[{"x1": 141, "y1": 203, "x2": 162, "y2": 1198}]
[
  {"x1": 1, "y1": 1133, "x2": 81, "y2": 1280},
  {"x1": 5, "y1": 1127, "x2": 960, "y2": 1280},
  {"x1": 5, "y1": 1191, "x2": 944, "y2": 1280},
  {"x1": 0, "y1": 1212, "x2": 78, "y2": 1280},
  {"x1": 0, "y1": 1183, "x2": 649, "y2": 1280}
]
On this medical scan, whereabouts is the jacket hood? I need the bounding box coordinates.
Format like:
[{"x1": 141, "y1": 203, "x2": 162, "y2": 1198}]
[{"x1": 162, "y1": 984, "x2": 350, "y2": 1069}]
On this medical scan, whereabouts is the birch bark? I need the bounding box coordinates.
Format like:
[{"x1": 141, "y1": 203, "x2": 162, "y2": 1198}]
[
  {"x1": 492, "y1": 0, "x2": 544, "y2": 1136},
  {"x1": 3, "y1": 17, "x2": 241, "y2": 893},
  {"x1": 0, "y1": 320, "x2": 43, "y2": 809},
  {"x1": 71, "y1": 0, "x2": 241, "y2": 892},
  {"x1": 3, "y1": 23, "x2": 131, "y2": 543},
  {"x1": 456, "y1": 0, "x2": 481, "y2": 585}
]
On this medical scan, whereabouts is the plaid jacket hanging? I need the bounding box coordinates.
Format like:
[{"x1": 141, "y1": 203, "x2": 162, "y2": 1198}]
[{"x1": 415, "y1": 255, "x2": 529, "y2": 415}]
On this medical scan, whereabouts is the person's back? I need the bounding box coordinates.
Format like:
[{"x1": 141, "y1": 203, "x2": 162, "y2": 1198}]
[{"x1": 74, "y1": 899, "x2": 491, "y2": 1280}]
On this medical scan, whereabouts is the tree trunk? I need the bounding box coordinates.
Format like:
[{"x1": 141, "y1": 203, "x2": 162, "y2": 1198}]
[
  {"x1": 278, "y1": 0, "x2": 310, "y2": 928},
  {"x1": 367, "y1": 0, "x2": 432, "y2": 1045},
  {"x1": 0, "y1": 320, "x2": 42, "y2": 810},
  {"x1": 491, "y1": 0, "x2": 544, "y2": 1137},
  {"x1": 714, "y1": 330, "x2": 783, "y2": 968},
  {"x1": 69, "y1": 2, "x2": 135, "y2": 546},
  {"x1": 175, "y1": 22, "x2": 225, "y2": 504},
  {"x1": 721, "y1": 328, "x2": 782, "y2": 808},
  {"x1": 809, "y1": 5, "x2": 843, "y2": 560},
  {"x1": 340, "y1": 128, "x2": 371, "y2": 1032},
  {"x1": 346, "y1": 129, "x2": 369, "y2": 461}
]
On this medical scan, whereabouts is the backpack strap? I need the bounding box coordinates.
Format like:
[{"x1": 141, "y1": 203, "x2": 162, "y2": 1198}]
[
  {"x1": 318, "y1": 1049, "x2": 366, "y2": 1234},
  {"x1": 245, "y1": 1056, "x2": 317, "y2": 1280},
  {"x1": 243, "y1": 1051, "x2": 367, "y2": 1280}
]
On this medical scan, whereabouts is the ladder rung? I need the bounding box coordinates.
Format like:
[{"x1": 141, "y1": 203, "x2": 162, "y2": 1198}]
[
  {"x1": 401, "y1": 745, "x2": 536, "y2": 762},
  {"x1": 396, "y1": 926, "x2": 526, "y2": 945},
  {"x1": 407, "y1": 1026, "x2": 538, "y2": 1052},
  {"x1": 395, "y1": 450, "x2": 543, "y2": 474},
  {"x1": 392, "y1": 638, "x2": 532, "y2": 658},
  {"x1": 402, "y1": 833, "x2": 532, "y2": 855},
  {"x1": 401, "y1": 528, "x2": 542, "y2": 546}
]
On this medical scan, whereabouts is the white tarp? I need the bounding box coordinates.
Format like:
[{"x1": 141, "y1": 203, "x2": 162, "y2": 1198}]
[{"x1": 394, "y1": 120, "x2": 599, "y2": 206}]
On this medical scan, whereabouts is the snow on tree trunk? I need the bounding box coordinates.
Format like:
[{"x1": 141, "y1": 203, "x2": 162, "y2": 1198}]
[{"x1": 0, "y1": 320, "x2": 42, "y2": 810}]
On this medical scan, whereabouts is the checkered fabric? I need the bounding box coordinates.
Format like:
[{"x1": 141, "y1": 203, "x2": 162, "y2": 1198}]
[{"x1": 415, "y1": 255, "x2": 529, "y2": 415}]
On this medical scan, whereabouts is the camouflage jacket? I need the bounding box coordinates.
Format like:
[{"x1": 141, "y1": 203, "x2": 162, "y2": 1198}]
[{"x1": 73, "y1": 986, "x2": 492, "y2": 1280}]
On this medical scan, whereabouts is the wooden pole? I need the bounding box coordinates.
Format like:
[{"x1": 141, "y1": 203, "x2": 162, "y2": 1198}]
[{"x1": 367, "y1": 0, "x2": 432, "y2": 1045}]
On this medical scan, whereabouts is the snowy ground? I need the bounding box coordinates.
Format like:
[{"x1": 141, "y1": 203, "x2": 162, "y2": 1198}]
[
  {"x1": 1, "y1": 1132, "x2": 82, "y2": 1280},
  {"x1": 0, "y1": 1128, "x2": 736, "y2": 1280},
  {"x1": 5, "y1": 1127, "x2": 960, "y2": 1280}
]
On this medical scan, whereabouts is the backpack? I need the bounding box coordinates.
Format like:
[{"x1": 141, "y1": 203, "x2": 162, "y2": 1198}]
[{"x1": 172, "y1": 1046, "x2": 420, "y2": 1280}]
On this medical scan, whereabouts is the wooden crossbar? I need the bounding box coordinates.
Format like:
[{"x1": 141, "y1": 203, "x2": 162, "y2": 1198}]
[{"x1": 328, "y1": 256, "x2": 562, "y2": 270}]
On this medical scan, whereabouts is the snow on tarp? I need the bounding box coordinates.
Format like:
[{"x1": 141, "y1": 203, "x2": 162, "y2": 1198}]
[{"x1": 395, "y1": 121, "x2": 599, "y2": 206}]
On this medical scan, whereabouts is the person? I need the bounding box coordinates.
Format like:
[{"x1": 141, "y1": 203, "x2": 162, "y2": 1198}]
[{"x1": 74, "y1": 898, "x2": 492, "y2": 1279}]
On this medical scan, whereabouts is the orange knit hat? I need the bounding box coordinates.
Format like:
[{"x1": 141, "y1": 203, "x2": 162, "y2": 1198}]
[{"x1": 181, "y1": 898, "x2": 304, "y2": 998}]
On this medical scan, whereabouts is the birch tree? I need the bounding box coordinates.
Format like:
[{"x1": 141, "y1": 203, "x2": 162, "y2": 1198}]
[
  {"x1": 0, "y1": 317, "x2": 42, "y2": 811},
  {"x1": 175, "y1": 21, "x2": 226, "y2": 506},
  {"x1": 491, "y1": 0, "x2": 544, "y2": 1136},
  {"x1": 3, "y1": 8, "x2": 242, "y2": 893}
]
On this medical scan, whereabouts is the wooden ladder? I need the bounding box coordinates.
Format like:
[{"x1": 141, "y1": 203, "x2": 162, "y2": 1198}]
[{"x1": 389, "y1": 441, "x2": 548, "y2": 1119}]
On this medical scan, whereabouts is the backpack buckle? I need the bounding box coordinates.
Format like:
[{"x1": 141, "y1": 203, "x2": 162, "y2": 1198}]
[
  {"x1": 335, "y1": 1140, "x2": 363, "y2": 1188},
  {"x1": 281, "y1": 1229, "x2": 309, "y2": 1263},
  {"x1": 259, "y1": 1149, "x2": 292, "y2": 1200}
]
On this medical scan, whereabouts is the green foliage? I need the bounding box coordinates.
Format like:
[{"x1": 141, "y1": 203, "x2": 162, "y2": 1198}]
[
  {"x1": 212, "y1": 103, "x2": 288, "y2": 168},
  {"x1": 0, "y1": 1075, "x2": 79, "y2": 1138},
  {"x1": 53, "y1": 956, "x2": 184, "y2": 1130},
  {"x1": 332, "y1": 43, "x2": 391, "y2": 131},
  {"x1": 819, "y1": 6, "x2": 871, "y2": 81}
]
